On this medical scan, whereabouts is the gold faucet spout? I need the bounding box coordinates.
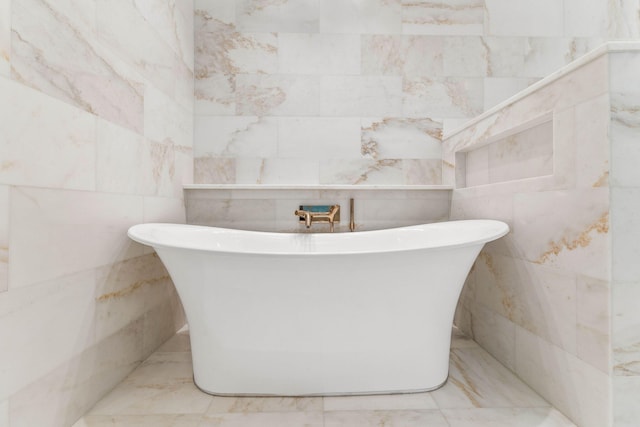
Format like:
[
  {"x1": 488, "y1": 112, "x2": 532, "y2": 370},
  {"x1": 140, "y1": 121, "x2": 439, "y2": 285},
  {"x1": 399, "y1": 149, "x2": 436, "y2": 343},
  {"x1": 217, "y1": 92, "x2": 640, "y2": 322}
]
[
  {"x1": 294, "y1": 205, "x2": 340, "y2": 231},
  {"x1": 295, "y1": 210, "x2": 312, "y2": 228}
]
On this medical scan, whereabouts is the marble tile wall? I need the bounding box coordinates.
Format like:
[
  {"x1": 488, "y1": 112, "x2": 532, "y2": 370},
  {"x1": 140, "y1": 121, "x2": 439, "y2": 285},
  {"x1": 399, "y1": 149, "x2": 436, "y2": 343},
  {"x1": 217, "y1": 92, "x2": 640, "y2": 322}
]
[
  {"x1": 445, "y1": 45, "x2": 640, "y2": 427},
  {"x1": 192, "y1": 0, "x2": 632, "y2": 186},
  {"x1": 0, "y1": 1, "x2": 193, "y2": 426}
]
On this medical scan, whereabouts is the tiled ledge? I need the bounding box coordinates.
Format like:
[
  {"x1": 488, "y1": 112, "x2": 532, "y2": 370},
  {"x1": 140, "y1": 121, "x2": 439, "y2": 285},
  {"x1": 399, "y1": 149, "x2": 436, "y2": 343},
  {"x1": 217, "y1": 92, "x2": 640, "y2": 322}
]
[{"x1": 184, "y1": 184, "x2": 453, "y2": 191}]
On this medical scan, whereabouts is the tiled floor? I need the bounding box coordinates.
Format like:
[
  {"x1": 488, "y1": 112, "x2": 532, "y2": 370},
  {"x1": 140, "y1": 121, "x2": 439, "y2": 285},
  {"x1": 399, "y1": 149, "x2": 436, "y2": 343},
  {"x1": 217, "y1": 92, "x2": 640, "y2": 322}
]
[{"x1": 73, "y1": 328, "x2": 576, "y2": 427}]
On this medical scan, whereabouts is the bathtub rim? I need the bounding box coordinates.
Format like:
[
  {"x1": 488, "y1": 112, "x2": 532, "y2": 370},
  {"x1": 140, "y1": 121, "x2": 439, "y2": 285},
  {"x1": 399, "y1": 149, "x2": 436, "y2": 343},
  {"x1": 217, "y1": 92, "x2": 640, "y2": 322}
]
[{"x1": 128, "y1": 219, "x2": 509, "y2": 257}]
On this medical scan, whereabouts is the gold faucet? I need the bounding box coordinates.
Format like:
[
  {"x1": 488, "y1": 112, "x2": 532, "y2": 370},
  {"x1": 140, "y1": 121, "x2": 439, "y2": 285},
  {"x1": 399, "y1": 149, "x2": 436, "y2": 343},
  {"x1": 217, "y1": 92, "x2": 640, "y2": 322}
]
[{"x1": 294, "y1": 205, "x2": 340, "y2": 232}]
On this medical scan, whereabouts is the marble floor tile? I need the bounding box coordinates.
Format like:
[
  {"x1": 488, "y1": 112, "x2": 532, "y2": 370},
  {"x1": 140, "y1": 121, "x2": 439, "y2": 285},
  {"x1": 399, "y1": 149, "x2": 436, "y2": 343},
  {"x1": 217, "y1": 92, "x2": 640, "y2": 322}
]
[
  {"x1": 441, "y1": 407, "x2": 577, "y2": 427},
  {"x1": 75, "y1": 328, "x2": 568, "y2": 427}
]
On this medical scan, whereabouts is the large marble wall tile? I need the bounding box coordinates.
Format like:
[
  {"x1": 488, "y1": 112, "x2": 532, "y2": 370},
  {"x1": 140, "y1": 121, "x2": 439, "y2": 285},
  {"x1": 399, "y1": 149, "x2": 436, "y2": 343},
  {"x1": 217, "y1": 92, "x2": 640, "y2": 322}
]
[
  {"x1": 521, "y1": 38, "x2": 601, "y2": 78},
  {"x1": 611, "y1": 188, "x2": 640, "y2": 283},
  {"x1": 512, "y1": 189, "x2": 610, "y2": 280},
  {"x1": 236, "y1": 74, "x2": 320, "y2": 116},
  {"x1": 186, "y1": 198, "x2": 276, "y2": 231},
  {"x1": 402, "y1": 0, "x2": 484, "y2": 36},
  {"x1": 195, "y1": 116, "x2": 278, "y2": 158},
  {"x1": 95, "y1": 0, "x2": 182, "y2": 100},
  {"x1": 607, "y1": 0, "x2": 640, "y2": 39},
  {"x1": 576, "y1": 276, "x2": 610, "y2": 374},
  {"x1": 236, "y1": 0, "x2": 319, "y2": 33},
  {"x1": 612, "y1": 282, "x2": 640, "y2": 376},
  {"x1": 11, "y1": 0, "x2": 145, "y2": 133},
  {"x1": 320, "y1": 76, "x2": 403, "y2": 117},
  {"x1": 320, "y1": 0, "x2": 401, "y2": 34},
  {"x1": 361, "y1": 35, "x2": 403, "y2": 76},
  {"x1": 361, "y1": 117, "x2": 442, "y2": 160},
  {"x1": 0, "y1": 0, "x2": 9, "y2": 77},
  {"x1": 0, "y1": 270, "x2": 97, "y2": 402},
  {"x1": 403, "y1": 76, "x2": 484, "y2": 118},
  {"x1": 362, "y1": 35, "x2": 445, "y2": 77},
  {"x1": 0, "y1": 399, "x2": 6, "y2": 427},
  {"x1": 195, "y1": 74, "x2": 235, "y2": 115},
  {"x1": 485, "y1": 0, "x2": 563, "y2": 37},
  {"x1": 575, "y1": 94, "x2": 610, "y2": 189},
  {"x1": 278, "y1": 117, "x2": 361, "y2": 160},
  {"x1": 96, "y1": 120, "x2": 146, "y2": 195},
  {"x1": 194, "y1": 157, "x2": 236, "y2": 184},
  {"x1": 563, "y1": 0, "x2": 608, "y2": 37},
  {"x1": 144, "y1": 85, "x2": 194, "y2": 148},
  {"x1": 8, "y1": 318, "x2": 145, "y2": 427},
  {"x1": 133, "y1": 0, "x2": 194, "y2": 71},
  {"x1": 8, "y1": 187, "x2": 144, "y2": 289},
  {"x1": 443, "y1": 37, "x2": 488, "y2": 77},
  {"x1": 441, "y1": 407, "x2": 576, "y2": 427},
  {"x1": 143, "y1": 197, "x2": 186, "y2": 225},
  {"x1": 195, "y1": 10, "x2": 277, "y2": 76},
  {"x1": 515, "y1": 326, "x2": 610, "y2": 427},
  {"x1": 319, "y1": 159, "x2": 404, "y2": 185},
  {"x1": 235, "y1": 158, "x2": 320, "y2": 185},
  {"x1": 468, "y1": 303, "x2": 516, "y2": 371},
  {"x1": 0, "y1": 78, "x2": 96, "y2": 191},
  {"x1": 480, "y1": 38, "x2": 527, "y2": 77},
  {"x1": 404, "y1": 159, "x2": 442, "y2": 184},
  {"x1": 195, "y1": 0, "x2": 236, "y2": 25},
  {"x1": 614, "y1": 376, "x2": 640, "y2": 427},
  {"x1": 278, "y1": 33, "x2": 360, "y2": 76},
  {"x1": 0, "y1": 186, "x2": 7, "y2": 293}
]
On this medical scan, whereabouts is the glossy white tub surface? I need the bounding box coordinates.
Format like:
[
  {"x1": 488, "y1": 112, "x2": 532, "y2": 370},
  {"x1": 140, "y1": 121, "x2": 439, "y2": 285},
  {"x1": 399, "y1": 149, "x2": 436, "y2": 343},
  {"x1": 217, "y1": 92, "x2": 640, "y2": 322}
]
[{"x1": 128, "y1": 220, "x2": 509, "y2": 396}]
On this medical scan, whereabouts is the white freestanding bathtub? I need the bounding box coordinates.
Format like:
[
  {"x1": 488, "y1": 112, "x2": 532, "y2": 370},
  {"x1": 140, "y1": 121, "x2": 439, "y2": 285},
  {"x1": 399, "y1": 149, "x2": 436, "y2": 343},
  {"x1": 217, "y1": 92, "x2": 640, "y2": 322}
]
[{"x1": 128, "y1": 220, "x2": 509, "y2": 396}]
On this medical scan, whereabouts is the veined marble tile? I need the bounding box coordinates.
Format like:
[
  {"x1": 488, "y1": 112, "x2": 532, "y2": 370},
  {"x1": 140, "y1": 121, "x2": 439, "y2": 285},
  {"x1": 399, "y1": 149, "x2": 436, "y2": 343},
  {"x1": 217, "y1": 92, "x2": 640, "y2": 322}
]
[
  {"x1": 9, "y1": 318, "x2": 145, "y2": 427},
  {"x1": 612, "y1": 188, "x2": 640, "y2": 284},
  {"x1": 612, "y1": 282, "x2": 640, "y2": 376},
  {"x1": 156, "y1": 328, "x2": 190, "y2": 353},
  {"x1": 320, "y1": 76, "x2": 403, "y2": 117},
  {"x1": 195, "y1": 74, "x2": 235, "y2": 115},
  {"x1": 133, "y1": 0, "x2": 194, "y2": 70},
  {"x1": 8, "y1": 187, "x2": 144, "y2": 289},
  {"x1": 564, "y1": 0, "x2": 608, "y2": 37},
  {"x1": 444, "y1": 37, "x2": 488, "y2": 77},
  {"x1": 0, "y1": 0, "x2": 9, "y2": 77},
  {"x1": 0, "y1": 399, "x2": 6, "y2": 427},
  {"x1": 195, "y1": 10, "x2": 277, "y2": 76},
  {"x1": 11, "y1": 0, "x2": 144, "y2": 133},
  {"x1": 521, "y1": 38, "x2": 601, "y2": 78},
  {"x1": 402, "y1": 0, "x2": 484, "y2": 36},
  {"x1": 575, "y1": 94, "x2": 610, "y2": 189},
  {"x1": 576, "y1": 276, "x2": 610, "y2": 374},
  {"x1": 515, "y1": 326, "x2": 610, "y2": 427},
  {"x1": 320, "y1": 0, "x2": 401, "y2": 34},
  {"x1": 613, "y1": 376, "x2": 640, "y2": 427},
  {"x1": 207, "y1": 396, "x2": 322, "y2": 414},
  {"x1": 144, "y1": 85, "x2": 193, "y2": 148},
  {"x1": 404, "y1": 159, "x2": 442, "y2": 185},
  {"x1": 236, "y1": 0, "x2": 319, "y2": 33},
  {"x1": 186, "y1": 198, "x2": 276, "y2": 230},
  {"x1": 441, "y1": 407, "x2": 576, "y2": 427},
  {"x1": 95, "y1": 0, "x2": 183, "y2": 101},
  {"x1": 319, "y1": 159, "x2": 404, "y2": 185},
  {"x1": 236, "y1": 74, "x2": 320, "y2": 116},
  {"x1": 361, "y1": 117, "x2": 442, "y2": 160},
  {"x1": 195, "y1": 0, "x2": 236, "y2": 25},
  {"x1": 607, "y1": 0, "x2": 640, "y2": 39},
  {"x1": 361, "y1": 35, "x2": 403, "y2": 76},
  {"x1": 96, "y1": 119, "x2": 146, "y2": 195},
  {"x1": 0, "y1": 185, "x2": 8, "y2": 293},
  {"x1": 431, "y1": 347, "x2": 548, "y2": 409},
  {"x1": 469, "y1": 303, "x2": 516, "y2": 371},
  {"x1": 89, "y1": 352, "x2": 211, "y2": 416},
  {"x1": 75, "y1": 414, "x2": 203, "y2": 427},
  {"x1": 139, "y1": 141, "x2": 192, "y2": 199},
  {"x1": 278, "y1": 33, "x2": 360, "y2": 76},
  {"x1": 485, "y1": 0, "x2": 563, "y2": 37},
  {"x1": 194, "y1": 157, "x2": 235, "y2": 184},
  {"x1": 235, "y1": 158, "x2": 320, "y2": 185},
  {"x1": 610, "y1": 91, "x2": 640, "y2": 188},
  {"x1": 323, "y1": 393, "x2": 438, "y2": 411},
  {"x1": 483, "y1": 78, "x2": 538, "y2": 110},
  {"x1": 480, "y1": 37, "x2": 527, "y2": 77},
  {"x1": 94, "y1": 254, "x2": 173, "y2": 343},
  {"x1": 278, "y1": 117, "x2": 361, "y2": 160},
  {"x1": 202, "y1": 411, "x2": 323, "y2": 427},
  {"x1": 0, "y1": 77, "x2": 96, "y2": 191},
  {"x1": 512, "y1": 189, "x2": 610, "y2": 280},
  {"x1": 142, "y1": 296, "x2": 184, "y2": 358},
  {"x1": 195, "y1": 116, "x2": 277, "y2": 158},
  {"x1": 324, "y1": 410, "x2": 448, "y2": 427},
  {"x1": 403, "y1": 76, "x2": 483, "y2": 118},
  {"x1": 0, "y1": 270, "x2": 97, "y2": 402},
  {"x1": 143, "y1": 197, "x2": 186, "y2": 225}
]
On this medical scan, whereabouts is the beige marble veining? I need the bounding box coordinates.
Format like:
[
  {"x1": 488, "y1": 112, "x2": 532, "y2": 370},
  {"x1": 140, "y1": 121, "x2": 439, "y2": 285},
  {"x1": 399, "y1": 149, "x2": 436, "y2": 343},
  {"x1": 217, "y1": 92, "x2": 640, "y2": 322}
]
[{"x1": 75, "y1": 327, "x2": 576, "y2": 427}]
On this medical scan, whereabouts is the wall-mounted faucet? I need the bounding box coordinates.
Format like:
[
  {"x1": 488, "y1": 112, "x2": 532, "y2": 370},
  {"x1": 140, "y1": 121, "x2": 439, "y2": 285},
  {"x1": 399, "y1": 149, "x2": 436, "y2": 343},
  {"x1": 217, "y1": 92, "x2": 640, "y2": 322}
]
[{"x1": 295, "y1": 204, "x2": 340, "y2": 232}]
